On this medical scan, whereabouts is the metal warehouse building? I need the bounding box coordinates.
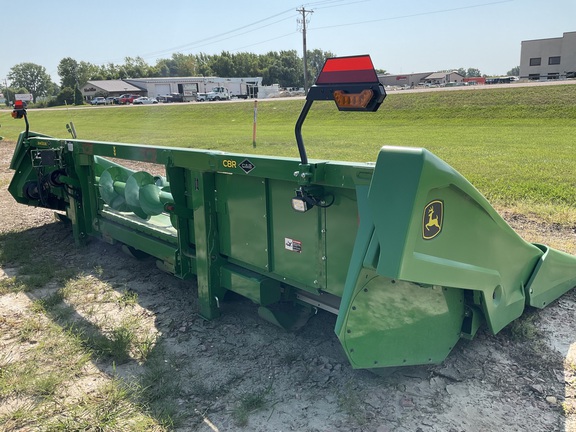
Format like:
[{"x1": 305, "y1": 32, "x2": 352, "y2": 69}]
[
  {"x1": 378, "y1": 71, "x2": 464, "y2": 88},
  {"x1": 520, "y1": 31, "x2": 576, "y2": 80},
  {"x1": 125, "y1": 76, "x2": 262, "y2": 100},
  {"x1": 378, "y1": 72, "x2": 433, "y2": 88},
  {"x1": 81, "y1": 76, "x2": 263, "y2": 102}
]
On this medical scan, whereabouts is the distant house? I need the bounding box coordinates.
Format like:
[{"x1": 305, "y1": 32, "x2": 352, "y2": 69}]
[
  {"x1": 423, "y1": 72, "x2": 464, "y2": 86},
  {"x1": 379, "y1": 71, "x2": 465, "y2": 88},
  {"x1": 378, "y1": 72, "x2": 433, "y2": 88},
  {"x1": 519, "y1": 31, "x2": 576, "y2": 80},
  {"x1": 80, "y1": 80, "x2": 144, "y2": 100}
]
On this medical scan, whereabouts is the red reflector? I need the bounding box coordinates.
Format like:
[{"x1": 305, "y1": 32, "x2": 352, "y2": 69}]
[
  {"x1": 316, "y1": 55, "x2": 378, "y2": 85},
  {"x1": 14, "y1": 100, "x2": 24, "y2": 109}
]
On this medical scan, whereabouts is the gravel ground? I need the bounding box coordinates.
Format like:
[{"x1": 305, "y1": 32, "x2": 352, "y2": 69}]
[{"x1": 1, "y1": 139, "x2": 576, "y2": 431}]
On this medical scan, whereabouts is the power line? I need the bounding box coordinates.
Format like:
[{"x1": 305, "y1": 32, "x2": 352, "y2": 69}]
[
  {"x1": 143, "y1": 14, "x2": 299, "y2": 60},
  {"x1": 102, "y1": 8, "x2": 297, "y2": 64},
  {"x1": 310, "y1": 0, "x2": 513, "y2": 31},
  {"x1": 306, "y1": 0, "x2": 372, "y2": 9},
  {"x1": 305, "y1": 0, "x2": 355, "y2": 7},
  {"x1": 231, "y1": 32, "x2": 298, "y2": 52},
  {"x1": 87, "y1": 0, "x2": 511, "y2": 73}
]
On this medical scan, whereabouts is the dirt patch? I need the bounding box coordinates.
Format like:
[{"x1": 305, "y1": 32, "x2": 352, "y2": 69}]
[{"x1": 1, "y1": 139, "x2": 575, "y2": 431}]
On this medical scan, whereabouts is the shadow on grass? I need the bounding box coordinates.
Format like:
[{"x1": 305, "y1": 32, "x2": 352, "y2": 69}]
[{"x1": 0, "y1": 222, "x2": 194, "y2": 430}]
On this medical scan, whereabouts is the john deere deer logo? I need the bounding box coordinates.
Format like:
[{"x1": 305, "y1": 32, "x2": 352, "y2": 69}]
[{"x1": 423, "y1": 200, "x2": 443, "y2": 240}]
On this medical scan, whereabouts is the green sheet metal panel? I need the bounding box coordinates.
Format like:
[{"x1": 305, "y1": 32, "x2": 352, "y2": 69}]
[
  {"x1": 341, "y1": 271, "x2": 464, "y2": 368},
  {"x1": 97, "y1": 218, "x2": 178, "y2": 273},
  {"x1": 525, "y1": 244, "x2": 576, "y2": 308},
  {"x1": 365, "y1": 146, "x2": 543, "y2": 334},
  {"x1": 269, "y1": 179, "x2": 325, "y2": 291},
  {"x1": 324, "y1": 187, "x2": 359, "y2": 297},
  {"x1": 220, "y1": 264, "x2": 281, "y2": 306},
  {"x1": 216, "y1": 174, "x2": 269, "y2": 270}
]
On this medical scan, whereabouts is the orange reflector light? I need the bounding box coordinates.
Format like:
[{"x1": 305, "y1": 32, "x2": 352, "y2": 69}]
[
  {"x1": 333, "y1": 89, "x2": 374, "y2": 110},
  {"x1": 11, "y1": 109, "x2": 24, "y2": 119}
]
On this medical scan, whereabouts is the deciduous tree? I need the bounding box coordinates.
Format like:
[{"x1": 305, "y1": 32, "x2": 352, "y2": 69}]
[
  {"x1": 507, "y1": 66, "x2": 520, "y2": 76},
  {"x1": 8, "y1": 63, "x2": 52, "y2": 103},
  {"x1": 467, "y1": 68, "x2": 481, "y2": 77},
  {"x1": 58, "y1": 58, "x2": 102, "y2": 87},
  {"x1": 306, "y1": 49, "x2": 336, "y2": 83}
]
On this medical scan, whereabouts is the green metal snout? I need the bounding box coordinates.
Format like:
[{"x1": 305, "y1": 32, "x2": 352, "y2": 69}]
[{"x1": 335, "y1": 146, "x2": 576, "y2": 369}]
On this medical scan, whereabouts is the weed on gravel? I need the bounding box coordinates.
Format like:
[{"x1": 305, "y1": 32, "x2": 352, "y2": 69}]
[
  {"x1": 0, "y1": 227, "x2": 184, "y2": 430},
  {"x1": 232, "y1": 386, "x2": 271, "y2": 427}
]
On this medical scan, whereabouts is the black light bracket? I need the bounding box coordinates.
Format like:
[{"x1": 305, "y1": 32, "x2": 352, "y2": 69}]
[
  {"x1": 291, "y1": 185, "x2": 335, "y2": 213},
  {"x1": 293, "y1": 55, "x2": 386, "y2": 170},
  {"x1": 11, "y1": 100, "x2": 29, "y2": 138}
]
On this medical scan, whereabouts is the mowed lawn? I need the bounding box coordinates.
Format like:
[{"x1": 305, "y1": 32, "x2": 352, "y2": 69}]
[{"x1": 1, "y1": 83, "x2": 575, "y2": 223}]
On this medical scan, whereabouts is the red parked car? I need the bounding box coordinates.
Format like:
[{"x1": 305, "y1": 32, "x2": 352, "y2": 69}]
[{"x1": 118, "y1": 94, "x2": 141, "y2": 105}]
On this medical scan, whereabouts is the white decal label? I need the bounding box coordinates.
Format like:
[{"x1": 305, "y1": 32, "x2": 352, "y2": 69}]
[{"x1": 284, "y1": 237, "x2": 302, "y2": 253}]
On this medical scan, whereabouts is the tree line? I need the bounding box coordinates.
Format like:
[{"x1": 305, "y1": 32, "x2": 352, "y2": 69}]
[
  {"x1": 2, "y1": 49, "x2": 337, "y2": 105},
  {"x1": 3, "y1": 48, "x2": 518, "y2": 106}
]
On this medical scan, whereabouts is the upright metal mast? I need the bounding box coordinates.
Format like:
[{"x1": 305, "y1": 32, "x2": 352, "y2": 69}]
[{"x1": 297, "y1": 6, "x2": 314, "y2": 93}]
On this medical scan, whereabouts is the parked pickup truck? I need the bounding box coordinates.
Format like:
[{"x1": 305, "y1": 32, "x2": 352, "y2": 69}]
[
  {"x1": 163, "y1": 93, "x2": 184, "y2": 103},
  {"x1": 118, "y1": 94, "x2": 141, "y2": 105},
  {"x1": 206, "y1": 87, "x2": 230, "y2": 101}
]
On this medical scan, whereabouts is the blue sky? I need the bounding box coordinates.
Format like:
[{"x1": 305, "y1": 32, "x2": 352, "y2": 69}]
[{"x1": 2, "y1": 0, "x2": 575, "y2": 85}]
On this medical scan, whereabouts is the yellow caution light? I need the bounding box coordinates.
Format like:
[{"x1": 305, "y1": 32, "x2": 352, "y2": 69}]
[{"x1": 333, "y1": 89, "x2": 374, "y2": 110}]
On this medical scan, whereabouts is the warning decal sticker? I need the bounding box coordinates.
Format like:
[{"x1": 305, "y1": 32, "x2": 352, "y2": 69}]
[{"x1": 285, "y1": 237, "x2": 302, "y2": 253}]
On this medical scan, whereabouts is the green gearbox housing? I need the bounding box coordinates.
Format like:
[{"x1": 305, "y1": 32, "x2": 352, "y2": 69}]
[{"x1": 7, "y1": 55, "x2": 576, "y2": 370}]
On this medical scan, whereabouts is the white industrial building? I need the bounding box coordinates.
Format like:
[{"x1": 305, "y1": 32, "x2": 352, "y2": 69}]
[
  {"x1": 81, "y1": 76, "x2": 263, "y2": 102},
  {"x1": 519, "y1": 31, "x2": 576, "y2": 80},
  {"x1": 126, "y1": 76, "x2": 262, "y2": 100}
]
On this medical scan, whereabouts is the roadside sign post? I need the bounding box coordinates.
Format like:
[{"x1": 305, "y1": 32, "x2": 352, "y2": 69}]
[{"x1": 252, "y1": 100, "x2": 258, "y2": 148}]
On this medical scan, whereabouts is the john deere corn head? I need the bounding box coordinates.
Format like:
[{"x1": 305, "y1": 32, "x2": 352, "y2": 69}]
[{"x1": 8, "y1": 56, "x2": 576, "y2": 370}]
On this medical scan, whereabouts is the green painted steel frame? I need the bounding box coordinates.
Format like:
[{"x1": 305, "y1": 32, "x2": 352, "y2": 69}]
[{"x1": 8, "y1": 131, "x2": 576, "y2": 370}]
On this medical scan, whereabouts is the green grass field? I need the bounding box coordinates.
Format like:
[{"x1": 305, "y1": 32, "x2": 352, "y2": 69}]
[{"x1": 2, "y1": 84, "x2": 576, "y2": 223}]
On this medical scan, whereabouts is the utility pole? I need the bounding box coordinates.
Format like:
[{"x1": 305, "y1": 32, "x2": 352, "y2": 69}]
[
  {"x1": 297, "y1": 6, "x2": 313, "y2": 94},
  {"x1": 3, "y1": 78, "x2": 10, "y2": 106}
]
